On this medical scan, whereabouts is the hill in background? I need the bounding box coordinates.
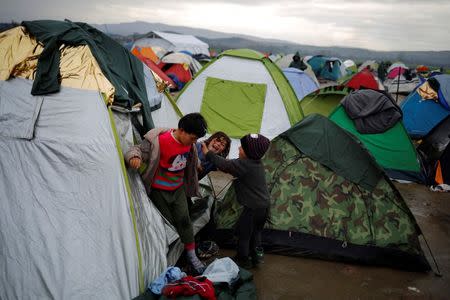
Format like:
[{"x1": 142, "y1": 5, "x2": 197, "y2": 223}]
[{"x1": 2, "y1": 21, "x2": 449, "y2": 68}]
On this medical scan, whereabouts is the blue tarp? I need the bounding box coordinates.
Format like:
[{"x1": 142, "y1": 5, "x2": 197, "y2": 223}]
[{"x1": 401, "y1": 91, "x2": 450, "y2": 138}]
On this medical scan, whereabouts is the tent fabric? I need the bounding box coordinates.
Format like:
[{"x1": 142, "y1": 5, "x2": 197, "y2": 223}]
[
  {"x1": 276, "y1": 54, "x2": 319, "y2": 86},
  {"x1": 343, "y1": 59, "x2": 357, "y2": 74},
  {"x1": 330, "y1": 106, "x2": 421, "y2": 173},
  {"x1": 281, "y1": 114, "x2": 383, "y2": 191},
  {"x1": 150, "y1": 92, "x2": 183, "y2": 129},
  {"x1": 387, "y1": 62, "x2": 409, "y2": 74},
  {"x1": 200, "y1": 77, "x2": 266, "y2": 137},
  {"x1": 282, "y1": 67, "x2": 319, "y2": 100},
  {"x1": 132, "y1": 46, "x2": 159, "y2": 63},
  {"x1": 401, "y1": 89, "x2": 450, "y2": 138},
  {"x1": 132, "y1": 51, "x2": 176, "y2": 89},
  {"x1": 176, "y1": 49, "x2": 303, "y2": 158},
  {"x1": 300, "y1": 86, "x2": 349, "y2": 117},
  {"x1": 21, "y1": 20, "x2": 155, "y2": 131},
  {"x1": 161, "y1": 52, "x2": 202, "y2": 74},
  {"x1": 434, "y1": 74, "x2": 450, "y2": 109},
  {"x1": 345, "y1": 70, "x2": 380, "y2": 90},
  {"x1": 308, "y1": 56, "x2": 344, "y2": 81},
  {"x1": 214, "y1": 116, "x2": 430, "y2": 272},
  {"x1": 419, "y1": 116, "x2": 450, "y2": 160},
  {"x1": 358, "y1": 60, "x2": 378, "y2": 72},
  {"x1": 341, "y1": 90, "x2": 402, "y2": 134},
  {"x1": 435, "y1": 144, "x2": 450, "y2": 185},
  {"x1": 0, "y1": 26, "x2": 115, "y2": 104},
  {"x1": 0, "y1": 25, "x2": 213, "y2": 299},
  {"x1": 0, "y1": 78, "x2": 142, "y2": 299},
  {"x1": 152, "y1": 31, "x2": 209, "y2": 57},
  {"x1": 387, "y1": 67, "x2": 407, "y2": 79}
]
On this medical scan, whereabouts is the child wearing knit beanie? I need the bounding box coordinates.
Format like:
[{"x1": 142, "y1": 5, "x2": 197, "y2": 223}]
[{"x1": 201, "y1": 133, "x2": 271, "y2": 269}]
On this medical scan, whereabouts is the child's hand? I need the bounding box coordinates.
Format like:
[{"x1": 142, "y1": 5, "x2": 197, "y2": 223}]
[
  {"x1": 129, "y1": 157, "x2": 142, "y2": 169},
  {"x1": 201, "y1": 142, "x2": 209, "y2": 155}
]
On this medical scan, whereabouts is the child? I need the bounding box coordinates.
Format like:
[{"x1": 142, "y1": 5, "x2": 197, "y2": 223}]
[
  {"x1": 201, "y1": 133, "x2": 271, "y2": 268},
  {"x1": 196, "y1": 131, "x2": 231, "y2": 180},
  {"x1": 125, "y1": 113, "x2": 208, "y2": 274}
]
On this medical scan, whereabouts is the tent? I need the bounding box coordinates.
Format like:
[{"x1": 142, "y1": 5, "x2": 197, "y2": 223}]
[
  {"x1": 433, "y1": 143, "x2": 450, "y2": 186},
  {"x1": 132, "y1": 50, "x2": 176, "y2": 89},
  {"x1": 0, "y1": 21, "x2": 207, "y2": 299},
  {"x1": 358, "y1": 60, "x2": 378, "y2": 72},
  {"x1": 300, "y1": 86, "x2": 350, "y2": 117},
  {"x1": 132, "y1": 31, "x2": 210, "y2": 57},
  {"x1": 214, "y1": 114, "x2": 431, "y2": 272},
  {"x1": 307, "y1": 55, "x2": 345, "y2": 81},
  {"x1": 158, "y1": 52, "x2": 202, "y2": 90},
  {"x1": 131, "y1": 46, "x2": 160, "y2": 63},
  {"x1": 343, "y1": 59, "x2": 357, "y2": 74},
  {"x1": 344, "y1": 69, "x2": 382, "y2": 90},
  {"x1": 401, "y1": 76, "x2": 450, "y2": 139},
  {"x1": 176, "y1": 48, "x2": 304, "y2": 158},
  {"x1": 282, "y1": 67, "x2": 319, "y2": 100},
  {"x1": 418, "y1": 116, "x2": 450, "y2": 160},
  {"x1": 329, "y1": 90, "x2": 423, "y2": 182},
  {"x1": 276, "y1": 53, "x2": 319, "y2": 86},
  {"x1": 385, "y1": 62, "x2": 419, "y2": 94}
]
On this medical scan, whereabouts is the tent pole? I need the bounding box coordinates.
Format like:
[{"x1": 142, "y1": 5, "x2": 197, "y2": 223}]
[{"x1": 395, "y1": 67, "x2": 401, "y2": 103}]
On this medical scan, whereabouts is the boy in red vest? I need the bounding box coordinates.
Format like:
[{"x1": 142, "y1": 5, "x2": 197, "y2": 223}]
[{"x1": 125, "y1": 113, "x2": 207, "y2": 274}]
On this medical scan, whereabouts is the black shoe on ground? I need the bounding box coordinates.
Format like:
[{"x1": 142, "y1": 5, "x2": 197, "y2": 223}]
[{"x1": 232, "y1": 255, "x2": 253, "y2": 270}]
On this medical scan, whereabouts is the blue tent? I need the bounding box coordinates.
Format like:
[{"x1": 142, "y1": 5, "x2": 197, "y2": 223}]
[
  {"x1": 283, "y1": 68, "x2": 319, "y2": 100},
  {"x1": 307, "y1": 56, "x2": 343, "y2": 81},
  {"x1": 401, "y1": 91, "x2": 450, "y2": 139},
  {"x1": 434, "y1": 74, "x2": 450, "y2": 110}
]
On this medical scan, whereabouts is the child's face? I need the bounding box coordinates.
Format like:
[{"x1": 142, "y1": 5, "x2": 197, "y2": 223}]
[
  {"x1": 178, "y1": 129, "x2": 199, "y2": 146},
  {"x1": 238, "y1": 146, "x2": 247, "y2": 159},
  {"x1": 208, "y1": 137, "x2": 227, "y2": 154}
]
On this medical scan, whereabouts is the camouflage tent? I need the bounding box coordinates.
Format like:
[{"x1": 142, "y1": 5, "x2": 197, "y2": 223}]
[{"x1": 214, "y1": 114, "x2": 430, "y2": 272}]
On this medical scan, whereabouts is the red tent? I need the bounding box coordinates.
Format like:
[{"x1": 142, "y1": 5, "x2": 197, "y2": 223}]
[
  {"x1": 346, "y1": 69, "x2": 379, "y2": 90},
  {"x1": 387, "y1": 67, "x2": 406, "y2": 79},
  {"x1": 131, "y1": 51, "x2": 176, "y2": 89}
]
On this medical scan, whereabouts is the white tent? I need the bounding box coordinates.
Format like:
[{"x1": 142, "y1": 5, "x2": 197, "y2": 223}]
[{"x1": 132, "y1": 31, "x2": 210, "y2": 57}]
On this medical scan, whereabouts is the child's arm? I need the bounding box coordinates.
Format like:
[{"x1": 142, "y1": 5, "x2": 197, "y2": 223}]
[
  {"x1": 204, "y1": 150, "x2": 247, "y2": 178},
  {"x1": 124, "y1": 139, "x2": 151, "y2": 169}
]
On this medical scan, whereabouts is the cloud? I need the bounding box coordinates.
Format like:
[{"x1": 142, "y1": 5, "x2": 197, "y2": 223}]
[{"x1": 1, "y1": 0, "x2": 449, "y2": 51}]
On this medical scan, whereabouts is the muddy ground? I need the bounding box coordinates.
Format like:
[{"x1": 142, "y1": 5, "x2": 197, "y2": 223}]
[{"x1": 214, "y1": 182, "x2": 450, "y2": 299}]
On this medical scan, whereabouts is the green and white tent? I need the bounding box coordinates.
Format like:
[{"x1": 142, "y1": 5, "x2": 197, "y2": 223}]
[
  {"x1": 214, "y1": 114, "x2": 430, "y2": 272},
  {"x1": 176, "y1": 49, "x2": 304, "y2": 157}
]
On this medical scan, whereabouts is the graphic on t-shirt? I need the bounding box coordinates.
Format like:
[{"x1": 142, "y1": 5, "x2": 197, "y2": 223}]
[{"x1": 168, "y1": 154, "x2": 188, "y2": 172}]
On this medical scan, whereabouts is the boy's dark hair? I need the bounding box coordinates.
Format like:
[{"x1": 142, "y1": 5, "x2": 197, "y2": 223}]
[
  {"x1": 205, "y1": 131, "x2": 231, "y2": 158},
  {"x1": 178, "y1": 113, "x2": 208, "y2": 138}
]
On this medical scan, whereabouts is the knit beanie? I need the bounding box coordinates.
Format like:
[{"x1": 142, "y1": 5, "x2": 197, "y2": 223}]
[{"x1": 240, "y1": 133, "x2": 270, "y2": 160}]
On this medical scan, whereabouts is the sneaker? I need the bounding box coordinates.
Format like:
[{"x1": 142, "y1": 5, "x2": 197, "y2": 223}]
[
  {"x1": 251, "y1": 247, "x2": 264, "y2": 267},
  {"x1": 232, "y1": 255, "x2": 253, "y2": 269}
]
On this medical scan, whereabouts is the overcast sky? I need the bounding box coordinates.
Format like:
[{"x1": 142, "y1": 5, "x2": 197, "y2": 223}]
[{"x1": 1, "y1": 0, "x2": 449, "y2": 51}]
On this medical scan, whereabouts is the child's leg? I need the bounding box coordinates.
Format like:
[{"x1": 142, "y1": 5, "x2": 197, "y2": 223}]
[
  {"x1": 150, "y1": 189, "x2": 176, "y2": 224},
  {"x1": 249, "y1": 208, "x2": 268, "y2": 265},
  {"x1": 169, "y1": 188, "x2": 194, "y2": 243},
  {"x1": 171, "y1": 187, "x2": 205, "y2": 273},
  {"x1": 249, "y1": 208, "x2": 268, "y2": 249},
  {"x1": 235, "y1": 207, "x2": 254, "y2": 259}
]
